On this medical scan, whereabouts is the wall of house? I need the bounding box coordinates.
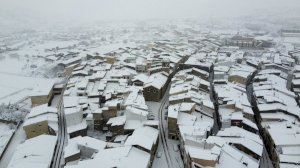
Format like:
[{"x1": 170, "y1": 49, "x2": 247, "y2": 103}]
[
  {"x1": 65, "y1": 152, "x2": 81, "y2": 164},
  {"x1": 133, "y1": 80, "x2": 144, "y2": 86},
  {"x1": 102, "y1": 108, "x2": 117, "y2": 122},
  {"x1": 125, "y1": 111, "x2": 147, "y2": 121},
  {"x1": 23, "y1": 120, "x2": 50, "y2": 139},
  {"x1": 144, "y1": 86, "x2": 162, "y2": 102},
  {"x1": 65, "y1": 110, "x2": 83, "y2": 127},
  {"x1": 168, "y1": 117, "x2": 178, "y2": 139},
  {"x1": 106, "y1": 57, "x2": 115, "y2": 64},
  {"x1": 191, "y1": 157, "x2": 217, "y2": 168},
  {"x1": 31, "y1": 90, "x2": 53, "y2": 107},
  {"x1": 169, "y1": 97, "x2": 192, "y2": 105},
  {"x1": 64, "y1": 64, "x2": 79, "y2": 76},
  {"x1": 70, "y1": 128, "x2": 87, "y2": 138},
  {"x1": 93, "y1": 113, "x2": 104, "y2": 131},
  {"x1": 109, "y1": 124, "x2": 124, "y2": 135},
  {"x1": 150, "y1": 138, "x2": 159, "y2": 167},
  {"x1": 201, "y1": 105, "x2": 215, "y2": 117},
  {"x1": 262, "y1": 128, "x2": 280, "y2": 168},
  {"x1": 78, "y1": 146, "x2": 97, "y2": 159},
  {"x1": 228, "y1": 75, "x2": 247, "y2": 85}
]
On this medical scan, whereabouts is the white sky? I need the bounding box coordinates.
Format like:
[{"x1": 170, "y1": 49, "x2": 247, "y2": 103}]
[{"x1": 0, "y1": 0, "x2": 299, "y2": 23}]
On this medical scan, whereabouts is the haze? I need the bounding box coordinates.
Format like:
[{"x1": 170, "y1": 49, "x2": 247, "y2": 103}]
[{"x1": 0, "y1": 0, "x2": 300, "y2": 23}]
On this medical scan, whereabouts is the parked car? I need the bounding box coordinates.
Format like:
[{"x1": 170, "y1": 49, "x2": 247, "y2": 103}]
[
  {"x1": 156, "y1": 152, "x2": 162, "y2": 158},
  {"x1": 173, "y1": 144, "x2": 179, "y2": 152},
  {"x1": 148, "y1": 114, "x2": 155, "y2": 120}
]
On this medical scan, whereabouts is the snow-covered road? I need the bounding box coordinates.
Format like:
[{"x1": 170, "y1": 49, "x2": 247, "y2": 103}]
[
  {"x1": 147, "y1": 85, "x2": 184, "y2": 168},
  {"x1": 0, "y1": 122, "x2": 26, "y2": 168}
]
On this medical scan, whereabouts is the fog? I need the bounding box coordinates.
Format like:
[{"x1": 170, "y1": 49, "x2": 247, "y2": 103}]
[
  {"x1": 0, "y1": 0, "x2": 300, "y2": 30},
  {"x1": 0, "y1": 0, "x2": 300, "y2": 33}
]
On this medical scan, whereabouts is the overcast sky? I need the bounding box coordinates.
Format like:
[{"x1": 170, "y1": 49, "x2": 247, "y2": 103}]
[{"x1": 0, "y1": 0, "x2": 299, "y2": 23}]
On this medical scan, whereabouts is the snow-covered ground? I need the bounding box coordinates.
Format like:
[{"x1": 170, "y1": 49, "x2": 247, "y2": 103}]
[
  {"x1": 0, "y1": 98, "x2": 30, "y2": 168},
  {"x1": 0, "y1": 72, "x2": 56, "y2": 104},
  {"x1": 147, "y1": 101, "x2": 184, "y2": 168},
  {"x1": 0, "y1": 54, "x2": 55, "y2": 77},
  {"x1": 0, "y1": 122, "x2": 26, "y2": 168},
  {"x1": 0, "y1": 123, "x2": 15, "y2": 158}
]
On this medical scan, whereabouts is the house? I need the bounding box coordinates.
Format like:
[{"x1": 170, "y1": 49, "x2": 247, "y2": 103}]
[
  {"x1": 91, "y1": 105, "x2": 104, "y2": 131},
  {"x1": 106, "y1": 55, "x2": 116, "y2": 64},
  {"x1": 125, "y1": 106, "x2": 148, "y2": 121},
  {"x1": 106, "y1": 115, "x2": 126, "y2": 135},
  {"x1": 132, "y1": 74, "x2": 148, "y2": 86},
  {"x1": 177, "y1": 124, "x2": 213, "y2": 168},
  {"x1": 64, "y1": 137, "x2": 81, "y2": 163},
  {"x1": 184, "y1": 139, "x2": 260, "y2": 168},
  {"x1": 216, "y1": 127, "x2": 263, "y2": 161},
  {"x1": 102, "y1": 99, "x2": 122, "y2": 123},
  {"x1": 168, "y1": 104, "x2": 180, "y2": 139},
  {"x1": 23, "y1": 104, "x2": 58, "y2": 139},
  {"x1": 253, "y1": 68, "x2": 300, "y2": 168},
  {"x1": 136, "y1": 58, "x2": 147, "y2": 72},
  {"x1": 228, "y1": 71, "x2": 250, "y2": 85},
  {"x1": 65, "y1": 146, "x2": 151, "y2": 168},
  {"x1": 76, "y1": 79, "x2": 88, "y2": 96},
  {"x1": 57, "y1": 56, "x2": 82, "y2": 68},
  {"x1": 124, "y1": 86, "x2": 148, "y2": 110},
  {"x1": 190, "y1": 68, "x2": 209, "y2": 80},
  {"x1": 76, "y1": 136, "x2": 107, "y2": 159},
  {"x1": 261, "y1": 121, "x2": 300, "y2": 168},
  {"x1": 124, "y1": 126, "x2": 159, "y2": 165},
  {"x1": 7, "y1": 135, "x2": 57, "y2": 168},
  {"x1": 167, "y1": 103, "x2": 197, "y2": 139},
  {"x1": 30, "y1": 80, "x2": 55, "y2": 107},
  {"x1": 143, "y1": 73, "x2": 168, "y2": 102},
  {"x1": 225, "y1": 35, "x2": 266, "y2": 49},
  {"x1": 64, "y1": 136, "x2": 108, "y2": 164},
  {"x1": 65, "y1": 107, "x2": 88, "y2": 138}
]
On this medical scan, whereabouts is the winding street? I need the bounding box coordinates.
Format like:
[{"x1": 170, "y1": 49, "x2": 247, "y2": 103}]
[
  {"x1": 51, "y1": 77, "x2": 69, "y2": 168},
  {"x1": 158, "y1": 85, "x2": 173, "y2": 168},
  {"x1": 246, "y1": 70, "x2": 274, "y2": 168}
]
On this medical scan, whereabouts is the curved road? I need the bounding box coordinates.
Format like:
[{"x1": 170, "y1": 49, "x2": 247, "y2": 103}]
[
  {"x1": 158, "y1": 88, "x2": 172, "y2": 168},
  {"x1": 157, "y1": 84, "x2": 184, "y2": 168},
  {"x1": 52, "y1": 77, "x2": 69, "y2": 168}
]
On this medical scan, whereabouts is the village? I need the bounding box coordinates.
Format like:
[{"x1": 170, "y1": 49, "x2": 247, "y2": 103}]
[{"x1": 0, "y1": 20, "x2": 300, "y2": 168}]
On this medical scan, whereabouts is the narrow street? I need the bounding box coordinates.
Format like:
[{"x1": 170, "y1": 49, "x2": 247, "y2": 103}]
[
  {"x1": 51, "y1": 77, "x2": 69, "y2": 168},
  {"x1": 208, "y1": 66, "x2": 220, "y2": 135},
  {"x1": 0, "y1": 122, "x2": 26, "y2": 168},
  {"x1": 148, "y1": 84, "x2": 184, "y2": 168},
  {"x1": 246, "y1": 71, "x2": 274, "y2": 168},
  {"x1": 0, "y1": 99, "x2": 30, "y2": 168}
]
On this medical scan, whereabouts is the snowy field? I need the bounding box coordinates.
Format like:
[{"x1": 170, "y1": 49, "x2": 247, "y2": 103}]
[
  {"x1": 0, "y1": 54, "x2": 53, "y2": 77},
  {"x1": 0, "y1": 72, "x2": 55, "y2": 104}
]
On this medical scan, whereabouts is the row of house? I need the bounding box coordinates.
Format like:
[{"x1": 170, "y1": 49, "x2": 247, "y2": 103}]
[
  {"x1": 55, "y1": 39, "x2": 198, "y2": 167},
  {"x1": 205, "y1": 51, "x2": 264, "y2": 168},
  {"x1": 167, "y1": 67, "x2": 215, "y2": 167},
  {"x1": 253, "y1": 68, "x2": 300, "y2": 168},
  {"x1": 7, "y1": 135, "x2": 57, "y2": 168}
]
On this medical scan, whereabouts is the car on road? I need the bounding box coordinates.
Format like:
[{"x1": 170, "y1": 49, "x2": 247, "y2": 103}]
[
  {"x1": 148, "y1": 114, "x2": 155, "y2": 120},
  {"x1": 156, "y1": 151, "x2": 162, "y2": 158},
  {"x1": 173, "y1": 144, "x2": 179, "y2": 152}
]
